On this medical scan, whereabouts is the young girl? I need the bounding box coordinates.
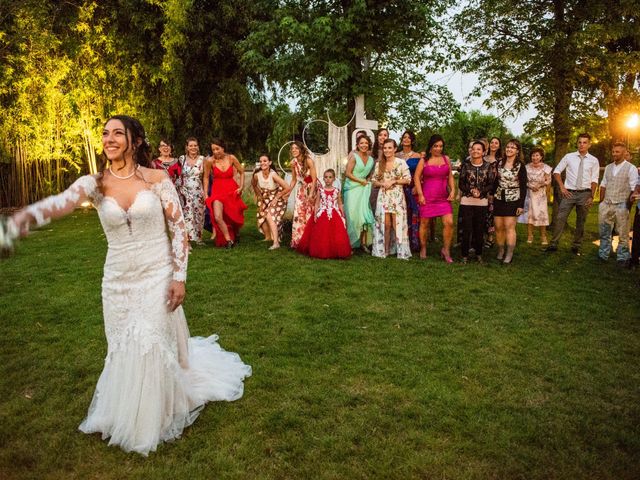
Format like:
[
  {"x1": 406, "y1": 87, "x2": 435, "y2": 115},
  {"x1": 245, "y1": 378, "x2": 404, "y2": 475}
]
[
  {"x1": 297, "y1": 169, "x2": 351, "y2": 259},
  {"x1": 252, "y1": 154, "x2": 290, "y2": 250}
]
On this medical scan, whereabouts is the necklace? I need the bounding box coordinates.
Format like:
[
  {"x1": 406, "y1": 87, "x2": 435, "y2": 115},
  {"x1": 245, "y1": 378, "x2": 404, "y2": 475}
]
[{"x1": 109, "y1": 165, "x2": 138, "y2": 179}]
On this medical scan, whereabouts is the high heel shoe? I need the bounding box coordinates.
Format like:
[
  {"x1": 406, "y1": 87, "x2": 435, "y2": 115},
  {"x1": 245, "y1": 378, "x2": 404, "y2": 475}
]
[
  {"x1": 440, "y1": 248, "x2": 453, "y2": 264},
  {"x1": 226, "y1": 240, "x2": 235, "y2": 249}
]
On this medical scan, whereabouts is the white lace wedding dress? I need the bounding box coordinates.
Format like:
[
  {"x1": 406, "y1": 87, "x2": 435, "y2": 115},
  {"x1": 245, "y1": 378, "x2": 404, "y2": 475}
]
[{"x1": 25, "y1": 174, "x2": 252, "y2": 455}]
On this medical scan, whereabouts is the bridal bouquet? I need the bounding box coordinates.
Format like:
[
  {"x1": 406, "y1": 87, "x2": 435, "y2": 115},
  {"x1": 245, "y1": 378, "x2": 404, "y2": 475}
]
[{"x1": 0, "y1": 216, "x2": 19, "y2": 258}]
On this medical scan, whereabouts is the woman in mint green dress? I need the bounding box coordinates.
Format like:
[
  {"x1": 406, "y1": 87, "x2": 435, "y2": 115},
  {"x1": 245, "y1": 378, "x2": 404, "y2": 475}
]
[{"x1": 343, "y1": 135, "x2": 375, "y2": 250}]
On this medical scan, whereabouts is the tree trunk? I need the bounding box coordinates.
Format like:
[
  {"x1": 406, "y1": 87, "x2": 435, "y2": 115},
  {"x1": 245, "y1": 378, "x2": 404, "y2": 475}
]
[{"x1": 550, "y1": 0, "x2": 574, "y2": 227}]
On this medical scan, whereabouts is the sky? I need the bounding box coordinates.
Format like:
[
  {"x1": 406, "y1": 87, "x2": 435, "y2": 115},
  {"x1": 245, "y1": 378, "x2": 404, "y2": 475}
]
[{"x1": 428, "y1": 71, "x2": 538, "y2": 135}]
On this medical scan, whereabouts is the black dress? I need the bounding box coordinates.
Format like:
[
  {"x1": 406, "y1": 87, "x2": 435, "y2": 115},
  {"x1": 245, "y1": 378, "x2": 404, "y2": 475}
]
[{"x1": 493, "y1": 161, "x2": 527, "y2": 216}]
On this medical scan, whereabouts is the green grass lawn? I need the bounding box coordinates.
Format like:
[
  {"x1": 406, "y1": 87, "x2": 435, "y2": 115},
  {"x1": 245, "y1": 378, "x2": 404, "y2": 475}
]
[{"x1": 0, "y1": 205, "x2": 639, "y2": 479}]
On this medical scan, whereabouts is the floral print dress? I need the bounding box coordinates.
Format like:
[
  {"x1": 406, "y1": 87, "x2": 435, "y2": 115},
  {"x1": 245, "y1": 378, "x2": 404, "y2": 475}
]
[
  {"x1": 256, "y1": 170, "x2": 286, "y2": 239},
  {"x1": 290, "y1": 158, "x2": 315, "y2": 248},
  {"x1": 178, "y1": 155, "x2": 205, "y2": 242},
  {"x1": 372, "y1": 158, "x2": 412, "y2": 259}
]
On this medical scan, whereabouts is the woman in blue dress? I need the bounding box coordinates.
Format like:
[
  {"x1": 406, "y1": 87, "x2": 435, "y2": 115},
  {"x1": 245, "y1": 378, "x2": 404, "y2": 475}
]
[{"x1": 397, "y1": 130, "x2": 421, "y2": 252}]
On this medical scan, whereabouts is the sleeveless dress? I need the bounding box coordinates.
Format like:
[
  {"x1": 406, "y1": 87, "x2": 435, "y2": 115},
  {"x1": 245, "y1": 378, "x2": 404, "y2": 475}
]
[
  {"x1": 398, "y1": 153, "x2": 421, "y2": 252},
  {"x1": 178, "y1": 156, "x2": 205, "y2": 242},
  {"x1": 343, "y1": 154, "x2": 375, "y2": 247},
  {"x1": 290, "y1": 158, "x2": 315, "y2": 248},
  {"x1": 297, "y1": 187, "x2": 351, "y2": 259},
  {"x1": 24, "y1": 174, "x2": 251, "y2": 456},
  {"x1": 205, "y1": 165, "x2": 248, "y2": 247},
  {"x1": 256, "y1": 170, "x2": 286, "y2": 238},
  {"x1": 371, "y1": 158, "x2": 412, "y2": 260},
  {"x1": 419, "y1": 156, "x2": 453, "y2": 218}
]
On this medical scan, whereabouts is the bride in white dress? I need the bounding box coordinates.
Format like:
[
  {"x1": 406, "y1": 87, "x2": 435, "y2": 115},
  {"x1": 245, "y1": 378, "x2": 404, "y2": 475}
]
[{"x1": 11, "y1": 115, "x2": 251, "y2": 456}]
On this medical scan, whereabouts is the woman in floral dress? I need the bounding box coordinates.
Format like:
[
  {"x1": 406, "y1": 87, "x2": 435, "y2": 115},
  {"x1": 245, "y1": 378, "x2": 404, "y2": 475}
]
[
  {"x1": 287, "y1": 141, "x2": 317, "y2": 248},
  {"x1": 522, "y1": 146, "x2": 552, "y2": 244},
  {"x1": 371, "y1": 139, "x2": 412, "y2": 259},
  {"x1": 252, "y1": 154, "x2": 290, "y2": 250},
  {"x1": 178, "y1": 137, "x2": 205, "y2": 244}
]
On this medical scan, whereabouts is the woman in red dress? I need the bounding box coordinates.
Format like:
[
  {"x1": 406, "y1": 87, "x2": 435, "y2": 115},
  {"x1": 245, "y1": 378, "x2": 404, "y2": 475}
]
[
  {"x1": 151, "y1": 138, "x2": 182, "y2": 187},
  {"x1": 297, "y1": 169, "x2": 351, "y2": 259},
  {"x1": 203, "y1": 138, "x2": 247, "y2": 248}
]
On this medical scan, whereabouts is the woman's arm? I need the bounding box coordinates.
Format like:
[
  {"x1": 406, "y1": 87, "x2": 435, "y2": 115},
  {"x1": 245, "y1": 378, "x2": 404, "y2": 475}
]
[
  {"x1": 516, "y1": 164, "x2": 528, "y2": 210},
  {"x1": 273, "y1": 172, "x2": 291, "y2": 198},
  {"x1": 344, "y1": 156, "x2": 361, "y2": 184},
  {"x1": 447, "y1": 168, "x2": 456, "y2": 201},
  {"x1": 307, "y1": 157, "x2": 318, "y2": 198},
  {"x1": 231, "y1": 155, "x2": 245, "y2": 193},
  {"x1": 12, "y1": 175, "x2": 98, "y2": 235},
  {"x1": 202, "y1": 158, "x2": 212, "y2": 196},
  {"x1": 395, "y1": 160, "x2": 411, "y2": 186},
  {"x1": 154, "y1": 173, "x2": 188, "y2": 311},
  {"x1": 414, "y1": 159, "x2": 425, "y2": 204},
  {"x1": 251, "y1": 173, "x2": 261, "y2": 199}
]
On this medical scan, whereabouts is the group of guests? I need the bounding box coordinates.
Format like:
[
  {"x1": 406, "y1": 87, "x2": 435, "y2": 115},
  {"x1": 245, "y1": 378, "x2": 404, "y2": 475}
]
[
  {"x1": 153, "y1": 131, "x2": 640, "y2": 265},
  {"x1": 152, "y1": 137, "x2": 247, "y2": 249}
]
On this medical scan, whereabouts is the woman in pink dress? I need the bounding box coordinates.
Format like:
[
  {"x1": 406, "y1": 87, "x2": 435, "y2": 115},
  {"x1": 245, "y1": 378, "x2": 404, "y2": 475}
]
[{"x1": 414, "y1": 134, "x2": 456, "y2": 262}]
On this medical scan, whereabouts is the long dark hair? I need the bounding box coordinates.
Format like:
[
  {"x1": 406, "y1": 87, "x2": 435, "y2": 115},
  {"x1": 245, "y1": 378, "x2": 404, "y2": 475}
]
[
  {"x1": 253, "y1": 153, "x2": 276, "y2": 175},
  {"x1": 372, "y1": 128, "x2": 389, "y2": 160},
  {"x1": 489, "y1": 136, "x2": 502, "y2": 160},
  {"x1": 398, "y1": 130, "x2": 416, "y2": 151},
  {"x1": 500, "y1": 139, "x2": 524, "y2": 168},
  {"x1": 426, "y1": 134, "x2": 445, "y2": 160},
  {"x1": 98, "y1": 115, "x2": 152, "y2": 172},
  {"x1": 291, "y1": 140, "x2": 310, "y2": 176}
]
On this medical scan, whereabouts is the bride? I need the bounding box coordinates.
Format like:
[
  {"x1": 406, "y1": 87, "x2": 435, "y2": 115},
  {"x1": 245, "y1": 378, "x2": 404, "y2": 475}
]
[{"x1": 11, "y1": 115, "x2": 251, "y2": 456}]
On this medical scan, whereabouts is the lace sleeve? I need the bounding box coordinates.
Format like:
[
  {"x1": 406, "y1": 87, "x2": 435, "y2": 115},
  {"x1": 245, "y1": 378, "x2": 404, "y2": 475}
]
[
  {"x1": 155, "y1": 177, "x2": 189, "y2": 282},
  {"x1": 24, "y1": 175, "x2": 98, "y2": 227}
]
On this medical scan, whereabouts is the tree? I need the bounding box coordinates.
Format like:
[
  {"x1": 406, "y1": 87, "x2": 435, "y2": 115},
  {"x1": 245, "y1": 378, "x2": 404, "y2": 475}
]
[
  {"x1": 240, "y1": 0, "x2": 459, "y2": 130},
  {"x1": 452, "y1": 0, "x2": 639, "y2": 166},
  {"x1": 417, "y1": 110, "x2": 511, "y2": 161}
]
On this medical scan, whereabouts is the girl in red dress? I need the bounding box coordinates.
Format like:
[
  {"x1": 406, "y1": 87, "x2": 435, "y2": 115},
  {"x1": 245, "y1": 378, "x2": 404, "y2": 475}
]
[
  {"x1": 203, "y1": 138, "x2": 247, "y2": 248},
  {"x1": 297, "y1": 169, "x2": 352, "y2": 259}
]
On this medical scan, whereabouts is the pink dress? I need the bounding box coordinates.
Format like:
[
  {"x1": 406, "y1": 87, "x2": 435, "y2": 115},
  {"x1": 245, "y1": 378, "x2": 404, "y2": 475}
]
[{"x1": 419, "y1": 156, "x2": 453, "y2": 218}]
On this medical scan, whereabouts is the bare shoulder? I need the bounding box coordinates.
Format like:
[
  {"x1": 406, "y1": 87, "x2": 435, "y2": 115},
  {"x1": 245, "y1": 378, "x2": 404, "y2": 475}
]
[{"x1": 140, "y1": 166, "x2": 168, "y2": 183}]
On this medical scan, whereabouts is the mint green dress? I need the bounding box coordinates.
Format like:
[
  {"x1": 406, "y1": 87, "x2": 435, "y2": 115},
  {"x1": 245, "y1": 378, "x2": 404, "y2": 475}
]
[{"x1": 343, "y1": 154, "x2": 375, "y2": 247}]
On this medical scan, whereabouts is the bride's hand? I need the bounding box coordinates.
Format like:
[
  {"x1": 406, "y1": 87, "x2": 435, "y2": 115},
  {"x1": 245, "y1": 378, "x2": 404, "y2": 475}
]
[
  {"x1": 167, "y1": 280, "x2": 186, "y2": 312},
  {"x1": 11, "y1": 210, "x2": 32, "y2": 237}
]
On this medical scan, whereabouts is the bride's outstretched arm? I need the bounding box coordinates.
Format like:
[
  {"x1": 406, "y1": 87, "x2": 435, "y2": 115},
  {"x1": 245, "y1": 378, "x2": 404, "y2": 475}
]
[
  {"x1": 12, "y1": 175, "x2": 98, "y2": 234},
  {"x1": 157, "y1": 177, "x2": 189, "y2": 283}
]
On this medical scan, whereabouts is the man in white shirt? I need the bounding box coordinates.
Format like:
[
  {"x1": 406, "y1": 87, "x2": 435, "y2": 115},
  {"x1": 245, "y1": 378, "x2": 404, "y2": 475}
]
[
  {"x1": 597, "y1": 142, "x2": 638, "y2": 264},
  {"x1": 545, "y1": 133, "x2": 600, "y2": 254}
]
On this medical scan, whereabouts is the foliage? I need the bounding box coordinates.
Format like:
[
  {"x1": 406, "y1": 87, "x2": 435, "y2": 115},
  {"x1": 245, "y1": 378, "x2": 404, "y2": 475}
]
[
  {"x1": 1, "y1": 207, "x2": 639, "y2": 478},
  {"x1": 241, "y1": 0, "x2": 460, "y2": 130},
  {"x1": 0, "y1": 0, "x2": 282, "y2": 207},
  {"x1": 452, "y1": 0, "x2": 640, "y2": 164},
  {"x1": 417, "y1": 110, "x2": 512, "y2": 161}
]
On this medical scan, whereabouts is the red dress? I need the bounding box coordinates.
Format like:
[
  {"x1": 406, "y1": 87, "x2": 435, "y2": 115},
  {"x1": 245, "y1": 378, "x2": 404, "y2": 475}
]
[
  {"x1": 205, "y1": 165, "x2": 247, "y2": 247},
  {"x1": 297, "y1": 188, "x2": 352, "y2": 259},
  {"x1": 151, "y1": 158, "x2": 182, "y2": 186}
]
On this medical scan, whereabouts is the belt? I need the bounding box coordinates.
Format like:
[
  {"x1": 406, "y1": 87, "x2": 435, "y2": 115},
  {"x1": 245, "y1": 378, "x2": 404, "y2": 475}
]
[{"x1": 567, "y1": 189, "x2": 591, "y2": 193}]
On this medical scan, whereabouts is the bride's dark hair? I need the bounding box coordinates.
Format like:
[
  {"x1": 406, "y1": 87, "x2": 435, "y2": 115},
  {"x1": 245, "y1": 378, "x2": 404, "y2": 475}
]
[{"x1": 97, "y1": 115, "x2": 152, "y2": 172}]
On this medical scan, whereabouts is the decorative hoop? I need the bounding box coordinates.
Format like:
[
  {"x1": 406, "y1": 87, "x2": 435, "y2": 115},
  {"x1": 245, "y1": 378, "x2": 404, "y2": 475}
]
[
  {"x1": 326, "y1": 109, "x2": 356, "y2": 129},
  {"x1": 301, "y1": 119, "x2": 330, "y2": 156},
  {"x1": 276, "y1": 140, "x2": 296, "y2": 174}
]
